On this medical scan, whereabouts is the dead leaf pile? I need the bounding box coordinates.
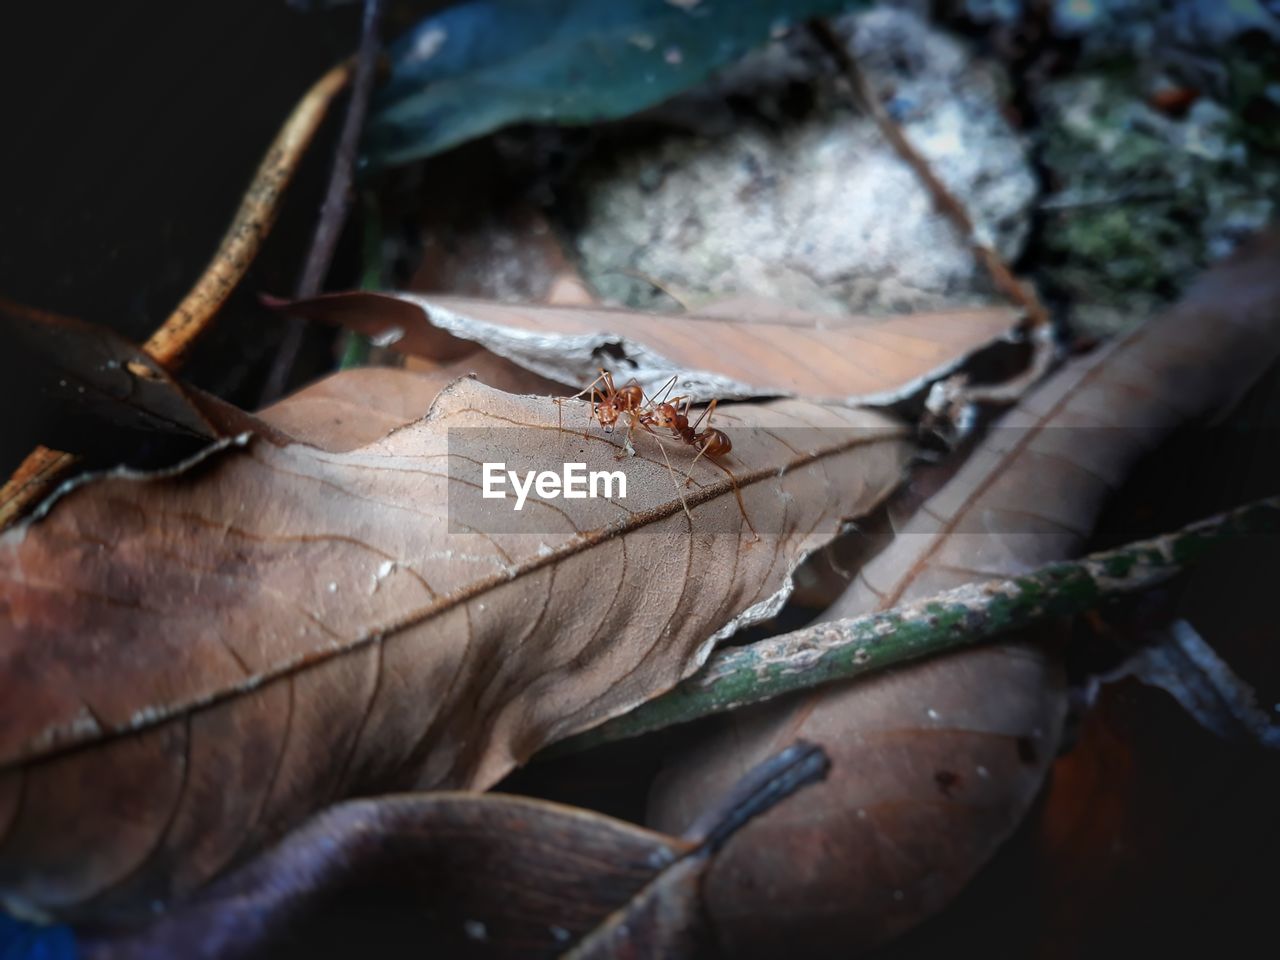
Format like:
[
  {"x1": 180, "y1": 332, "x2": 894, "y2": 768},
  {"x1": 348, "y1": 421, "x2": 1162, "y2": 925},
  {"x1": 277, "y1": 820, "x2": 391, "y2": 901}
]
[
  {"x1": 0, "y1": 372, "x2": 909, "y2": 923},
  {"x1": 646, "y1": 233, "x2": 1280, "y2": 956},
  {"x1": 1, "y1": 148, "x2": 1275, "y2": 960}
]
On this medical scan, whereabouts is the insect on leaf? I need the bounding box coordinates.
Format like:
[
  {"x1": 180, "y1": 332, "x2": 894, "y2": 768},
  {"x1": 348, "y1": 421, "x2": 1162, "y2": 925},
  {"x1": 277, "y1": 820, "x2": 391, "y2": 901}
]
[{"x1": 0, "y1": 378, "x2": 911, "y2": 923}]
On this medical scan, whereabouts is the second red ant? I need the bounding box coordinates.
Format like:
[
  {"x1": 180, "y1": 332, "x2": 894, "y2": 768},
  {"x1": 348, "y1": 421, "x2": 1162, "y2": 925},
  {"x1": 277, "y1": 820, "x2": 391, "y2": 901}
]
[{"x1": 644, "y1": 390, "x2": 759, "y2": 540}]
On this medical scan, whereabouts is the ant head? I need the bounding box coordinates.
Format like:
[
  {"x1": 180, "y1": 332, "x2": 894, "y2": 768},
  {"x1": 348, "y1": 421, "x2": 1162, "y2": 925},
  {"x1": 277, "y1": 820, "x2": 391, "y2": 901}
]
[
  {"x1": 596, "y1": 399, "x2": 621, "y2": 430},
  {"x1": 649, "y1": 402, "x2": 678, "y2": 428}
]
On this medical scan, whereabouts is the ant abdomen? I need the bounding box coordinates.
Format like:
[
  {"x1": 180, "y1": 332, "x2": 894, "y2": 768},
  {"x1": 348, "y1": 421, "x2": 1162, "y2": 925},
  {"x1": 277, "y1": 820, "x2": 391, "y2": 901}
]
[
  {"x1": 618, "y1": 385, "x2": 644, "y2": 409},
  {"x1": 699, "y1": 428, "x2": 731, "y2": 458}
]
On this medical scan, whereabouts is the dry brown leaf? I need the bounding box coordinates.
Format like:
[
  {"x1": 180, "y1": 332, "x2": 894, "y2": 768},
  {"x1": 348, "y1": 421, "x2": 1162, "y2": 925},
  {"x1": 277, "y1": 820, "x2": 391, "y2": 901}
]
[
  {"x1": 255, "y1": 356, "x2": 566, "y2": 454},
  {"x1": 254, "y1": 367, "x2": 452, "y2": 452},
  {"x1": 647, "y1": 233, "x2": 1280, "y2": 956},
  {"x1": 0, "y1": 378, "x2": 910, "y2": 923},
  {"x1": 80, "y1": 792, "x2": 691, "y2": 960},
  {"x1": 282, "y1": 291, "x2": 1022, "y2": 405},
  {"x1": 0, "y1": 299, "x2": 218, "y2": 453},
  {"x1": 81, "y1": 742, "x2": 828, "y2": 960}
]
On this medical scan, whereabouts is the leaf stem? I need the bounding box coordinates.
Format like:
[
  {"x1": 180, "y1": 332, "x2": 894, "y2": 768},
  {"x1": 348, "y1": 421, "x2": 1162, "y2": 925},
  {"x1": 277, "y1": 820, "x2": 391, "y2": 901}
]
[{"x1": 551, "y1": 496, "x2": 1280, "y2": 754}]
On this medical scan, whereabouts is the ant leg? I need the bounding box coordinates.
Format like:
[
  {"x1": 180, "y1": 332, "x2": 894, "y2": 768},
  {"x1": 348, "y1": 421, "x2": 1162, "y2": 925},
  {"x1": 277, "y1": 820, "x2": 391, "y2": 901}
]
[
  {"x1": 680, "y1": 399, "x2": 721, "y2": 484},
  {"x1": 558, "y1": 371, "x2": 608, "y2": 437},
  {"x1": 584, "y1": 386, "x2": 604, "y2": 439},
  {"x1": 647, "y1": 427, "x2": 695, "y2": 526},
  {"x1": 563, "y1": 370, "x2": 610, "y2": 403},
  {"x1": 710, "y1": 458, "x2": 759, "y2": 542},
  {"x1": 688, "y1": 397, "x2": 718, "y2": 433},
  {"x1": 684, "y1": 434, "x2": 713, "y2": 484},
  {"x1": 652, "y1": 374, "x2": 679, "y2": 406}
]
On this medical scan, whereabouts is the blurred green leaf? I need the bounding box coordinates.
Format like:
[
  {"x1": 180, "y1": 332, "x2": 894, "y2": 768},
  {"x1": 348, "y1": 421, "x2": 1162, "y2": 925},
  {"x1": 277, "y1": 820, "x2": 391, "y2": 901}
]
[{"x1": 364, "y1": 0, "x2": 862, "y2": 169}]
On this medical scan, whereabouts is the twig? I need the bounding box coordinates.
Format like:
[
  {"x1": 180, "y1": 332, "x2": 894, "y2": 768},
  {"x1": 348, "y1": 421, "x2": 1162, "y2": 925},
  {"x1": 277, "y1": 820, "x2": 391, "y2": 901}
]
[
  {"x1": 809, "y1": 19, "x2": 1051, "y2": 342},
  {"x1": 0, "y1": 446, "x2": 80, "y2": 531},
  {"x1": 259, "y1": 0, "x2": 385, "y2": 404},
  {"x1": 681, "y1": 740, "x2": 829, "y2": 853},
  {"x1": 562, "y1": 742, "x2": 828, "y2": 960},
  {"x1": 0, "y1": 60, "x2": 354, "y2": 531},
  {"x1": 146, "y1": 62, "x2": 353, "y2": 368},
  {"x1": 550, "y1": 495, "x2": 1280, "y2": 754}
]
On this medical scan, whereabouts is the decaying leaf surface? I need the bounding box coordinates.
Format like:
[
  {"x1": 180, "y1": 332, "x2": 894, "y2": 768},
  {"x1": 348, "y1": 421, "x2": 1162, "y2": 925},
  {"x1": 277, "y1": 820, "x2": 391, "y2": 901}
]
[
  {"x1": 81, "y1": 742, "x2": 828, "y2": 960},
  {"x1": 647, "y1": 234, "x2": 1280, "y2": 956},
  {"x1": 80, "y1": 792, "x2": 691, "y2": 960},
  {"x1": 254, "y1": 367, "x2": 453, "y2": 452},
  {"x1": 283, "y1": 290, "x2": 1022, "y2": 405},
  {"x1": 0, "y1": 377, "x2": 910, "y2": 923},
  {"x1": 0, "y1": 300, "x2": 232, "y2": 536},
  {"x1": 255, "y1": 357, "x2": 567, "y2": 453},
  {"x1": 567, "y1": 741, "x2": 830, "y2": 960}
]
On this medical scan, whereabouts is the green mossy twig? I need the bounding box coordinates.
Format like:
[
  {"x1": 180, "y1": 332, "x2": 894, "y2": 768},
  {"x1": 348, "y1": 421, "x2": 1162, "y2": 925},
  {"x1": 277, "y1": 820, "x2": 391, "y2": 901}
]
[{"x1": 553, "y1": 496, "x2": 1280, "y2": 755}]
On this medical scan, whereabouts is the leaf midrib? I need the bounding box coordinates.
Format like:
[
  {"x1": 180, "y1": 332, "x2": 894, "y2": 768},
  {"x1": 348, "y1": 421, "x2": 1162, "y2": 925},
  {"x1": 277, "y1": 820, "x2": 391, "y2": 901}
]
[{"x1": 8, "y1": 422, "x2": 909, "y2": 768}]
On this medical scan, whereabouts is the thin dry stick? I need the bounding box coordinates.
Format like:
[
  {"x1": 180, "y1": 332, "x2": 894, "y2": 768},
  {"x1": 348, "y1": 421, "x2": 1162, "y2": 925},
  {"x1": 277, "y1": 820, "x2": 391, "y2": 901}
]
[
  {"x1": 0, "y1": 447, "x2": 79, "y2": 531},
  {"x1": 0, "y1": 61, "x2": 354, "y2": 531},
  {"x1": 259, "y1": 0, "x2": 386, "y2": 405},
  {"x1": 810, "y1": 19, "x2": 1049, "y2": 332},
  {"x1": 146, "y1": 61, "x2": 354, "y2": 368}
]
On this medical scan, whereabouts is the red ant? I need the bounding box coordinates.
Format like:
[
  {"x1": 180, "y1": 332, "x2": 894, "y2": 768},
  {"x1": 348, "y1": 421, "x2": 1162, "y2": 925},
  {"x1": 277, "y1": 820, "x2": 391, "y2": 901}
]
[
  {"x1": 646, "y1": 395, "x2": 732, "y2": 470},
  {"x1": 644, "y1": 393, "x2": 759, "y2": 540},
  {"x1": 558, "y1": 370, "x2": 759, "y2": 540},
  {"x1": 558, "y1": 368, "x2": 648, "y2": 442}
]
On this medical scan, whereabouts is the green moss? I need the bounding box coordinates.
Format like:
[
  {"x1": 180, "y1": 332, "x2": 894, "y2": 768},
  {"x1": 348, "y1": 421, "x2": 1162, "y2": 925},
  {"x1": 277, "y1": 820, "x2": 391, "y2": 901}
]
[{"x1": 1035, "y1": 69, "x2": 1279, "y2": 333}]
